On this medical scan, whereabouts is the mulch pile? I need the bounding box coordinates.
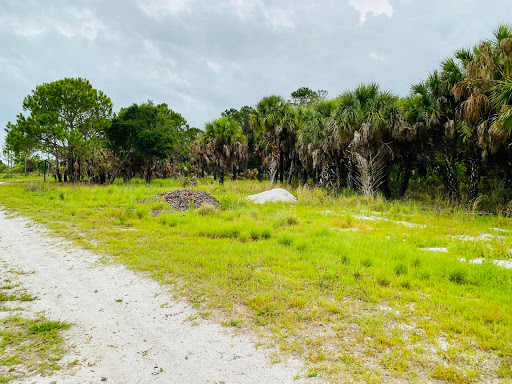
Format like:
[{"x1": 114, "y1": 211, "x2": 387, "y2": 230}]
[{"x1": 156, "y1": 190, "x2": 220, "y2": 211}]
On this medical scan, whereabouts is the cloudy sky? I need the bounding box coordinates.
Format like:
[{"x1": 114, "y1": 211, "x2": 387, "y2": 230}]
[{"x1": 0, "y1": 0, "x2": 510, "y2": 147}]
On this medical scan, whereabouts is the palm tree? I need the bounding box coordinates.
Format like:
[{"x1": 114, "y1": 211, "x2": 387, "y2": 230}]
[
  {"x1": 328, "y1": 83, "x2": 397, "y2": 196},
  {"x1": 296, "y1": 99, "x2": 346, "y2": 188},
  {"x1": 202, "y1": 117, "x2": 247, "y2": 185},
  {"x1": 388, "y1": 95, "x2": 428, "y2": 198},
  {"x1": 412, "y1": 60, "x2": 465, "y2": 202},
  {"x1": 250, "y1": 95, "x2": 294, "y2": 184},
  {"x1": 451, "y1": 24, "x2": 512, "y2": 199},
  {"x1": 490, "y1": 25, "x2": 512, "y2": 193}
]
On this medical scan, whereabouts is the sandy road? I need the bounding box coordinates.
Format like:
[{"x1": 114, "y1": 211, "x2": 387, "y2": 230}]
[{"x1": 0, "y1": 209, "x2": 320, "y2": 384}]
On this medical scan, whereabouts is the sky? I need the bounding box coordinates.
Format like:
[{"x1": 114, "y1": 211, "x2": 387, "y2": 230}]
[{"x1": 0, "y1": 0, "x2": 510, "y2": 148}]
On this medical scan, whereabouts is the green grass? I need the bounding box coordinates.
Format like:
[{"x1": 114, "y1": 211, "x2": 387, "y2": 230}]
[
  {"x1": 0, "y1": 267, "x2": 71, "y2": 382},
  {"x1": 0, "y1": 176, "x2": 511, "y2": 383},
  {"x1": 0, "y1": 317, "x2": 70, "y2": 382}
]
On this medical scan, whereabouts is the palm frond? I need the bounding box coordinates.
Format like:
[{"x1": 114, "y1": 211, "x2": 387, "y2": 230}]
[
  {"x1": 455, "y1": 48, "x2": 476, "y2": 68},
  {"x1": 460, "y1": 94, "x2": 491, "y2": 124},
  {"x1": 491, "y1": 79, "x2": 512, "y2": 108},
  {"x1": 493, "y1": 24, "x2": 512, "y2": 45},
  {"x1": 452, "y1": 80, "x2": 472, "y2": 102}
]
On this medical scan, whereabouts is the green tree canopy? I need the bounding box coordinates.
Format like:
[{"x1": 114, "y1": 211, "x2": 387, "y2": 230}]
[
  {"x1": 6, "y1": 77, "x2": 112, "y2": 182},
  {"x1": 106, "y1": 101, "x2": 189, "y2": 183},
  {"x1": 290, "y1": 87, "x2": 328, "y2": 106}
]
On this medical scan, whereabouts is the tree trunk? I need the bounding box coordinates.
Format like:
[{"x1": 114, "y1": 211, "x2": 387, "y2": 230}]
[
  {"x1": 55, "y1": 155, "x2": 62, "y2": 182},
  {"x1": 24, "y1": 155, "x2": 27, "y2": 177},
  {"x1": 320, "y1": 161, "x2": 330, "y2": 189},
  {"x1": 467, "y1": 143, "x2": 481, "y2": 201},
  {"x1": 109, "y1": 151, "x2": 133, "y2": 185},
  {"x1": 232, "y1": 165, "x2": 237, "y2": 181},
  {"x1": 313, "y1": 168, "x2": 319, "y2": 186},
  {"x1": 67, "y1": 150, "x2": 74, "y2": 183},
  {"x1": 444, "y1": 155, "x2": 460, "y2": 202},
  {"x1": 347, "y1": 160, "x2": 355, "y2": 190},
  {"x1": 398, "y1": 164, "x2": 412, "y2": 199},
  {"x1": 145, "y1": 161, "x2": 153, "y2": 184},
  {"x1": 287, "y1": 157, "x2": 295, "y2": 185},
  {"x1": 279, "y1": 151, "x2": 284, "y2": 184},
  {"x1": 219, "y1": 167, "x2": 225, "y2": 185},
  {"x1": 244, "y1": 152, "x2": 249, "y2": 174},
  {"x1": 506, "y1": 146, "x2": 512, "y2": 194},
  {"x1": 269, "y1": 155, "x2": 278, "y2": 184},
  {"x1": 302, "y1": 165, "x2": 308, "y2": 185},
  {"x1": 381, "y1": 164, "x2": 392, "y2": 199}
]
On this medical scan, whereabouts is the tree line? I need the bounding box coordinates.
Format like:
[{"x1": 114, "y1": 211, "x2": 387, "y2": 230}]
[{"x1": 4, "y1": 25, "x2": 512, "y2": 208}]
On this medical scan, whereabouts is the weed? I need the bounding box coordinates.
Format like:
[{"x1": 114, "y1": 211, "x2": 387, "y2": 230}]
[
  {"x1": 340, "y1": 254, "x2": 351, "y2": 265},
  {"x1": 448, "y1": 268, "x2": 468, "y2": 284},
  {"x1": 159, "y1": 213, "x2": 179, "y2": 227},
  {"x1": 307, "y1": 368, "x2": 319, "y2": 377},
  {"x1": 196, "y1": 203, "x2": 217, "y2": 216},
  {"x1": 28, "y1": 321, "x2": 68, "y2": 334},
  {"x1": 24, "y1": 182, "x2": 47, "y2": 192},
  {"x1": 277, "y1": 234, "x2": 293, "y2": 246},
  {"x1": 222, "y1": 318, "x2": 243, "y2": 328},
  {"x1": 394, "y1": 263, "x2": 408, "y2": 276},
  {"x1": 431, "y1": 364, "x2": 477, "y2": 384},
  {"x1": 362, "y1": 258, "x2": 373, "y2": 268}
]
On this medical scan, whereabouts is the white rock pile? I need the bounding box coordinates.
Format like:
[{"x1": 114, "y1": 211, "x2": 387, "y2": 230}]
[{"x1": 245, "y1": 188, "x2": 297, "y2": 204}]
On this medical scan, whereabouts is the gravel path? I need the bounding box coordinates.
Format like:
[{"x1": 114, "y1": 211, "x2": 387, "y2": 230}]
[{"x1": 0, "y1": 209, "x2": 318, "y2": 384}]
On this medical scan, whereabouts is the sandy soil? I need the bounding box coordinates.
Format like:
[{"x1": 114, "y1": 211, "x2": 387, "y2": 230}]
[{"x1": 0, "y1": 209, "x2": 321, "y2": 384}]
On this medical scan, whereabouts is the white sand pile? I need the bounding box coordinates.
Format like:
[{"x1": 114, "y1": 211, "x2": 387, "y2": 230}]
[{"x1": 245, "y1": 188, "x2": 297, "y2": 204}]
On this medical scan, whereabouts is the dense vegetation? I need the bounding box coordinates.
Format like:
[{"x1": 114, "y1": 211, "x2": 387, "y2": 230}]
[{"x1": 4, "y1": 25, "x2": 512, "y2": 212}]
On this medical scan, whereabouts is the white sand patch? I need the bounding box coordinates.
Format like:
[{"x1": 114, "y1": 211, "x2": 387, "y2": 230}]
[
  {"x1": 455, "y1": 233, "x2": 504, "y2": 242},
  {"x1": 492, "y1": 228, "x2": 510, "y2": 233},
  {"x1": 421, "y1": 247, "x2": 449, "y2": 253},
  {"x1": 352, "y1": 215, "x2": 425, "y2": 228},
  {"x1": 458, "y1": 257, "x2": 512, "y2": 270},
  {"x1": 0, "y1": 210, "x2": 321, "y2": 384},
  {"x1": 245, "y1": 188, "x2": 297, "y2": 204}
]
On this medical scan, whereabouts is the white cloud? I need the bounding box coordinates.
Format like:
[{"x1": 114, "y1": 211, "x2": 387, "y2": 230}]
[
  {"x1": 3, "y1": 8, "x2": 107, "y2": 41},
  {"x1": 222, "y1": 0, "x2": 294, "y2": 29},
  {"x1": 224, "y1": 0, "x2": 260, "y2": 20},
  {"x1": 369, "y1": 52, "x2": 386, "y2": 62},
  {"x1": 261, "y1": 6, "x2": 295, "y2": 29},
  {"x1": 177, "y1": 92, "x2": 205, "y2": 112},
  {"x1": 11, "y1": 22, "x2": 46, "y2": 37},
  {"x1": 207, "y1": 60, "x2": 222, "y2": 73},
  {"x1": 54, "y1": 9, "x2": 106, "y2": 40},
  {"x1": 140, "y1": 0, "x2": 193, "y2": 18},
  {"x1": 348, "y1": 0, "x2": 393, "y2": 24}
]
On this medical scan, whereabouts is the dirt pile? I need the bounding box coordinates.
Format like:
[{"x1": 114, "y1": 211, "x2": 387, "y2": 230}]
[{"x1": 156, "y1": 189, "x2": 220, "y2": 211}]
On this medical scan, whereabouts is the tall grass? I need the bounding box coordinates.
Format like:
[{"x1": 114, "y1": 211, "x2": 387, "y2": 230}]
[{"x1": 0, "y1": 178, "x2": 511, "y2": 383}]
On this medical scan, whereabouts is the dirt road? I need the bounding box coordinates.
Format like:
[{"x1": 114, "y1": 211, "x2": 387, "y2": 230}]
[{"x1": 0, "y1": 209, "x2": 319, "y2": 384}]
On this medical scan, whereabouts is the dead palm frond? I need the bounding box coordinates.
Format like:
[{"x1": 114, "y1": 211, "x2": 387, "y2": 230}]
[
  {"x1": 501, "y1": 38, "x2": 512, "y2": 56},
  {"x1": 460, "y1": 94, "x2": 491, "y2": 124},
  {"x1": 477, "y1": 120, "x2": 489, "y2": 149},
  {"x1": 444, "y1": 120, "x2": 456, "y2": 140},
  {"x1": 488, "y1": 121, "x2": 509, "y2": 152},
  {"x1": 452, "y1": 80, "x2": 472, "y2": 102}
]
